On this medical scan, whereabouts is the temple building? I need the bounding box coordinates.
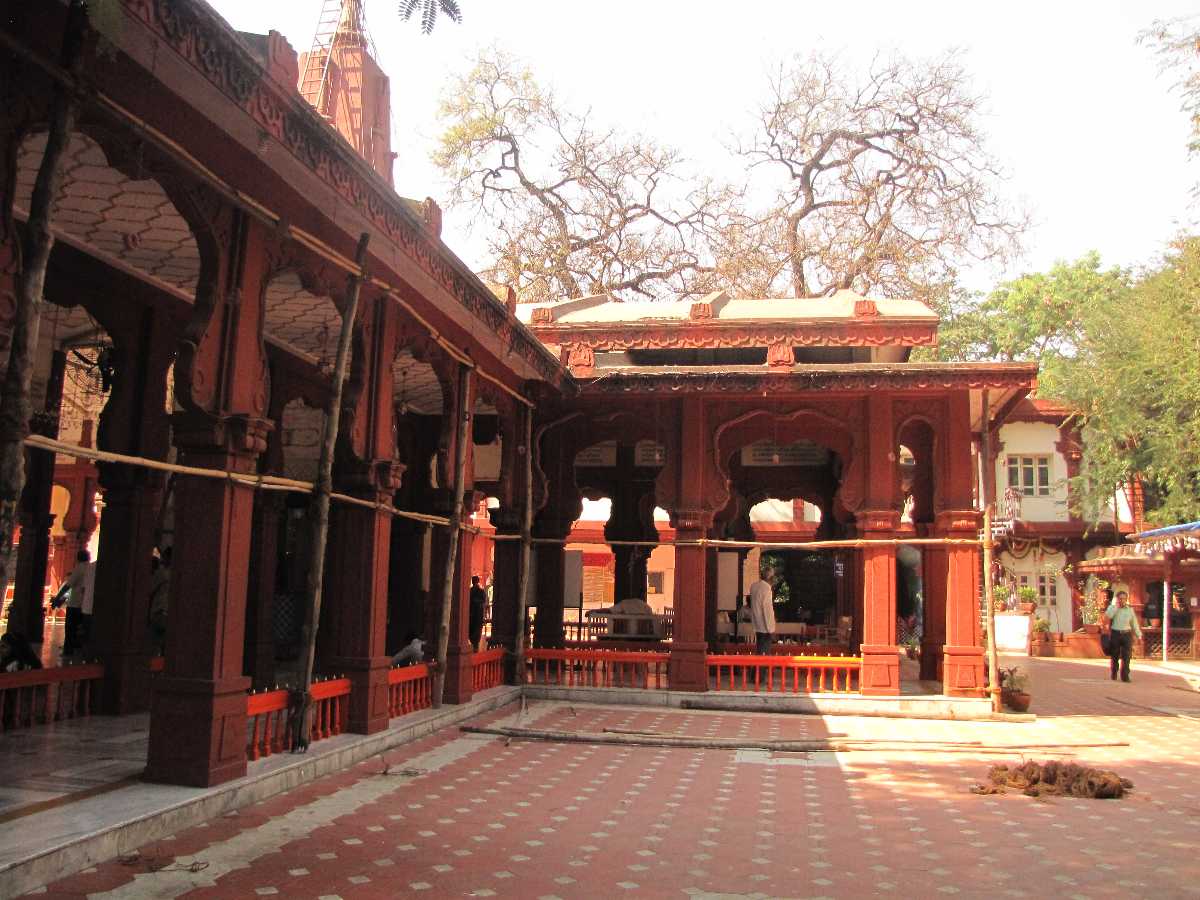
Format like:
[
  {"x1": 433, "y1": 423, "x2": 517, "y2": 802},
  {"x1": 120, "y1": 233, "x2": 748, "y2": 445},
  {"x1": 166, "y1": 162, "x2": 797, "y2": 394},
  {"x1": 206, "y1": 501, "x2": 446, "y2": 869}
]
[{"x1": 1, "y1": 0, "x2": 1038, "y2": 790}]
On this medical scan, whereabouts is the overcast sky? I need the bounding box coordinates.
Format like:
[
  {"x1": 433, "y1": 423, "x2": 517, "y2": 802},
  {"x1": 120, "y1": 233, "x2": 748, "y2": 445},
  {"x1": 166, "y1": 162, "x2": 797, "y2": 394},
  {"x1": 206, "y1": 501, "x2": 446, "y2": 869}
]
[{"x1": 208, "y1": 0, "x2": 1198, "y2": 293}]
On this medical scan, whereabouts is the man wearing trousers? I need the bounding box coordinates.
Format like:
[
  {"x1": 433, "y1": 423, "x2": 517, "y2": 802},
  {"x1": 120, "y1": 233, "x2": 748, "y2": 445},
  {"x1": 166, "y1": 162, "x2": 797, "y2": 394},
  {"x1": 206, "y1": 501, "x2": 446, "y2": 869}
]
[
  {"x1": 749, "y1": 566, "x2": 777, "y2": 655},
  {"x1": 1105, "y1": 590, "x2": 1142, "y2": 682}
]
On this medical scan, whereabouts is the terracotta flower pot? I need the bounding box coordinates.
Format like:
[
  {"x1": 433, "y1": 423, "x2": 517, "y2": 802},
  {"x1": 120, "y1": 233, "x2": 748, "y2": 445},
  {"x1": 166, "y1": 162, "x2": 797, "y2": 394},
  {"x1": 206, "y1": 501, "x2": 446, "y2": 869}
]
[{"x1": 1002, "y1": 689, "x2": 1031, "y2": 713}]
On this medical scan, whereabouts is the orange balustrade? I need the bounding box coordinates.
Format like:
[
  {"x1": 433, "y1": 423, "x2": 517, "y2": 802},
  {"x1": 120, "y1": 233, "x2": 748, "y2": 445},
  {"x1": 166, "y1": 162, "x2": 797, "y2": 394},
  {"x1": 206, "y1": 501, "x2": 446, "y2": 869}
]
[
  {"x1": 387, "y1": 663, "x2": 432, "y2": 717},
  {"x1": 0, "y1": 662, "x2": 104, "y2": 731},
  {"x1": 245, "y1": 677, "x2": 351, "y2": 761},
  {"x1": 525, "y1": 648, "x2": 670, "y2": 689},
  {"x1": 707, "y1": 654, "x2": 860, "y2": 693},
  {"x1": 471, "y1": 647, "x2": 506, "y2": 691}
]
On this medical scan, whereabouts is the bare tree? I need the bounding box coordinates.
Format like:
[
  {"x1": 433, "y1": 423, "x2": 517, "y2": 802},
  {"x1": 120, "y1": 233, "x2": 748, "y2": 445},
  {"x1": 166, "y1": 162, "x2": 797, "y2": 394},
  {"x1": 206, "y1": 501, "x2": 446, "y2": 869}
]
[
  {"x1": 434, "y1": 50, "x2": 735, "y2": 302},
  {"x1": 739, "y1": 52, "x2": 1025, "y2": 300},
  {"x1": 1142, "y1": 17, "x2": 1200, "y2": 161}
]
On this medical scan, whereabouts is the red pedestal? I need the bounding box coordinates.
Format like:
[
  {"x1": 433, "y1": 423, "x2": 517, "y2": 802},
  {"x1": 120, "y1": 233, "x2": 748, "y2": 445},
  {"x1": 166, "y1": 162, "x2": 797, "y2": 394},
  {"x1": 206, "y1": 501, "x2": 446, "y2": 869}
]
[
  {"x1": 669, "y1": 534, "x2": 709, "y2": 692},
  {"x1": 858, "y1": 511, "x2": 899, "y2": 696},
  {"x1": 940, "y1": 510, "x2": 985, "y2": 697},
  {"x1": 859, "y1": 644, "x2": 901, "y2": 695},
  {"x1": 442, "y1": 526, "x2": 476, "y2": 705}
]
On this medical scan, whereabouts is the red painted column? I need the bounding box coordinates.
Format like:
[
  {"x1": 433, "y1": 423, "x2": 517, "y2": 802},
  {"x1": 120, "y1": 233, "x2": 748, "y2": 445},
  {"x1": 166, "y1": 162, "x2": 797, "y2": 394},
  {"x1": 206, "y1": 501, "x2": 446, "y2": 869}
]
[
  {"x1": 443, "y1": 514, "x2": 477, "y2": 704},
  {"x1": 920, "y1": 543, "x2": 948, "y2": 682},
  {"x1": 489, "y1": 507, "x2": 522, "y2": 681},
  {"x1": 144, "y1": 413, "x2": 269, "y2": 786},
  {"x1": 669, "y1": 396, "x2": 712, "y2": 692},
  {"x1": 532, "y1": 520, "x2": 569, "y2": 649},
  {"x1": 858, "y1": 510, "x2": 900, "y2": 695},
  {"x1": 324, "y1": 461, "x2": 402, "y2": 730},
  {"x1": 939, "y1": 509, "x2": 985, "y2": 696}
]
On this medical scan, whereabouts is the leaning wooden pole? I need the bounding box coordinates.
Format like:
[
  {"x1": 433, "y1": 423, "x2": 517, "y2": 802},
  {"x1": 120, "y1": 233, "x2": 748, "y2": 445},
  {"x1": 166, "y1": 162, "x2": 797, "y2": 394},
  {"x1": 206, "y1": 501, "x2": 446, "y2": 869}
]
[
  {"x1": 432, "y1": 365, "x2": 472, "y2": 708},
  {"x1": 295, "y1": 233, "x2": 370, "y2": 749},
  {"x1": 0, "y1": 0, "x2": 87, "y2": 606},
  {"x1": 979, "y1": 389, "x2": 1002, "y2": 713},
  {"x1": 511, "y1": 403, "x2": 535, "y2": 684}
]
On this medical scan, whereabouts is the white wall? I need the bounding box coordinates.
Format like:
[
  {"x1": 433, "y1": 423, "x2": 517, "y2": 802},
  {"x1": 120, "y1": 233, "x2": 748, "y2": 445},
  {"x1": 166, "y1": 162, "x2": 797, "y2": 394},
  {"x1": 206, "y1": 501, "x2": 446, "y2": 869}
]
[
  {"x1": 995, "y1": 421, "x2": 1069, "y2": 523},
  {"x1": 999, "y1": 548, "x2": 1073, "y2": 632}
]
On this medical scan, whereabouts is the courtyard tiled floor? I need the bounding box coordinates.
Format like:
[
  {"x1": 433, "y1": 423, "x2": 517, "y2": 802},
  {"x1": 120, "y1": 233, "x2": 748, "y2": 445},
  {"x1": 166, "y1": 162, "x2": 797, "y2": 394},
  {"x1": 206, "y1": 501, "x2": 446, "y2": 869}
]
[{"x1": 21, "y1": 655, "x2": 1200, "y2": 899}]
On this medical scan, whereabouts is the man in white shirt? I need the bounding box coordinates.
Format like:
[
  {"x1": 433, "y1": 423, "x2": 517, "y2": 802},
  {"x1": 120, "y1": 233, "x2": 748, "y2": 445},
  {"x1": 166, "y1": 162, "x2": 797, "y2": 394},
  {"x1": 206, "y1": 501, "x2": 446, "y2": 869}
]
[
  {"x1": 50, "y1": 550, "x2": 96, "y2": 657},
  {"x1": 748, "y1": 565, "x2": 777, "y2": 655},
  {"x1": 1104, "y1": 591, "x2": 1142, "y2": 683}
]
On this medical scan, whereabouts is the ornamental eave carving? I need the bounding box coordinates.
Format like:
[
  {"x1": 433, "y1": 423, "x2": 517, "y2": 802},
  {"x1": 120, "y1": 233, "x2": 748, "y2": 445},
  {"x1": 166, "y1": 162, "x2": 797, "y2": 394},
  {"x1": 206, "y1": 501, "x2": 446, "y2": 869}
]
[
  {"x1": 539, "y1": 321, "x2": 937, "y2": 351},
  {"x1": 578, "y1": 366, "x2": 1037, "y2": 396},
  {"x1": 119, "y1": 0, "x2": 564, "y2": 389}
]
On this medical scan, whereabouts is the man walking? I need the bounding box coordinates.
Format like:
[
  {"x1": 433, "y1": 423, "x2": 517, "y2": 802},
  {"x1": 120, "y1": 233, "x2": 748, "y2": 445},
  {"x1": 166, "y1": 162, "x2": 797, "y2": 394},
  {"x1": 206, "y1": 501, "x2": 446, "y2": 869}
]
[
  {"x1": 50, "y1": 549, "x2": 96, "y2": 657},
  {"x1": 1104, "y1": 590, "x2": 1142, "y2": 683},
  {"x1": 748, "y1": 564, "x2": 776, "y2": 655}
]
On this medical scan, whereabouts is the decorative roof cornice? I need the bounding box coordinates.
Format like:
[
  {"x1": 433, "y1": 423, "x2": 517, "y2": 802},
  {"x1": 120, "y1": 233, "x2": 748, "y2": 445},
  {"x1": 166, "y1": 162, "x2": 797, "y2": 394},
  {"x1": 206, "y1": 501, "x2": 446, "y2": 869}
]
[
  {"x1": 578, "y1": 362, "x2": 1038, "y2": 396},
  {"x1": 119, "y1": 0, "x2": 566, "y2": 389}
]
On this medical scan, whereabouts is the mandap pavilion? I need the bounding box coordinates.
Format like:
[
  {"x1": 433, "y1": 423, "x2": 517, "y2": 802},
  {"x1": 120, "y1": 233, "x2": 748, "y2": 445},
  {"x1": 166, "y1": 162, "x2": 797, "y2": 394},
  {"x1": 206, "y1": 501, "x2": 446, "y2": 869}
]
[{"x1": 0, "y1": 0, "x2": 1036, "y2": 787}]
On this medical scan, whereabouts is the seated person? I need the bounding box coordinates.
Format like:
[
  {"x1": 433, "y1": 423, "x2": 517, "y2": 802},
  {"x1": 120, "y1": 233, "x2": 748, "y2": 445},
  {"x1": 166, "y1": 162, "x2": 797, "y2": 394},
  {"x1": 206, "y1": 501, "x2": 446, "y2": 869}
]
[{"x1": 391, "y1": 633, "x2": 425, "y2": 667}]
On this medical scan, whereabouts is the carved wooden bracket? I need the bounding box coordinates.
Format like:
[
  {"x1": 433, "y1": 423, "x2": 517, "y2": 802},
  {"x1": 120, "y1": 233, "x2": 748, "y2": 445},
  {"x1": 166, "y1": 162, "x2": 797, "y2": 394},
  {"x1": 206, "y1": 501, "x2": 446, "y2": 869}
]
[{"x1": 766, "y1": 342, "x2": 794, "y2": 368}]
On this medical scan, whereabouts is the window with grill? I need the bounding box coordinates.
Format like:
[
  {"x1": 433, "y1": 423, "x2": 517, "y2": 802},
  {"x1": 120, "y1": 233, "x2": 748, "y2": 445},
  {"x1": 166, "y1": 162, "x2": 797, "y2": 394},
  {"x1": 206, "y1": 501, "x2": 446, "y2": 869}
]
[
  {"x1": 1036, "y1": 574, "x2": 1057, "y2": 606},
  {"x1": 1007, "y1": 455, "x2": 1051, "y2": 497}
]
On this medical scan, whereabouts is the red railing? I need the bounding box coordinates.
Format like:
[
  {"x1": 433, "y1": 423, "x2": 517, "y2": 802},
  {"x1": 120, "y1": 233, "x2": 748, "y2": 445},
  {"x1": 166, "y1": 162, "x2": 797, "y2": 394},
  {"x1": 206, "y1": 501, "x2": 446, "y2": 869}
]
[
  {"x1": 388, "y1": 663, "x2": 432, "y2": 717},
  {"x1": 245, "y1": 677, "x2": 351, "y2": 761},
  {"x1": 525, "y1": 648, "x2": 670, "y2": 689},
  {"x1": 0, "y1": 662, "x2": 104, "y2": 731},
  {"x1": 471, "y1": 647, "x2": 506, "y2": 691},
  {"x1": 707, "y1": 654, "x2": 860, "y2": 693}
]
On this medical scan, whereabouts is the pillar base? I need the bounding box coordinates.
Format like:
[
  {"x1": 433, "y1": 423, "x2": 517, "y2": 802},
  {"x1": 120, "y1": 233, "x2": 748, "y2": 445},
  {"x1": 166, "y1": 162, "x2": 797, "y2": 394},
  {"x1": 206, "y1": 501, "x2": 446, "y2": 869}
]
[
  {"x1": 668, "y1": 641, "x2": 709, "y2": 692},
  {"x1": 330, "y1": 655, "x2": 391, "y2": 734},
  {"x1": 144, "y1": 674, "x2": 251, "y2": 787},
  {"x1": 918, "y1": 641, "x2": 944, "y2": 682},
  {"x1": 442, "y1": 643, "x2": 475, "y2": 704},
  {"x1": 859, "y1": 644, "x2": 900, "y2": 695},
  {"x1": 942, "y1": 644, "x2": 986, "y2": 697},
  {"x1": 100, "y1": 649, "x2": 153, "y2": 716}
]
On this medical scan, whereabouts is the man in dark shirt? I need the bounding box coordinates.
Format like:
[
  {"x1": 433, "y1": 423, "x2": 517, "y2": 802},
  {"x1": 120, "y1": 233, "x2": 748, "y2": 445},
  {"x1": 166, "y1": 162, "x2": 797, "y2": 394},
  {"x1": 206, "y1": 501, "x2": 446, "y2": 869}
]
[{"x1": 469, "y1": 575, "x2": 487, "y2": 651}]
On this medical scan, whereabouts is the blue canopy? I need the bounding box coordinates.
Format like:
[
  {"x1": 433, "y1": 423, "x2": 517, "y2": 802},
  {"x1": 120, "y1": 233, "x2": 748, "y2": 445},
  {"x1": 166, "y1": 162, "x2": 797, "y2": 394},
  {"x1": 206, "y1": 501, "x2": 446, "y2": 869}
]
[{"x1": 1134, "y1": 521, "x2": 1200, "y2": 540}]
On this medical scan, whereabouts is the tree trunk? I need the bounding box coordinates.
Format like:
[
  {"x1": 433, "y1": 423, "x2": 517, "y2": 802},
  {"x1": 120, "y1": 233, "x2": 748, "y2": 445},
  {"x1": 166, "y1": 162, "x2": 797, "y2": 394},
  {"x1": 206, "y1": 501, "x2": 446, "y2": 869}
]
[
  {"x1": 295, "y1": 233, "x2": 370, "y2": 749},
  {"x1": 432, "y1": 365, "x2": 472, "y2": 708},
  {"x1": 0, "y1": 1, "x2": 88, "y2": 606}
]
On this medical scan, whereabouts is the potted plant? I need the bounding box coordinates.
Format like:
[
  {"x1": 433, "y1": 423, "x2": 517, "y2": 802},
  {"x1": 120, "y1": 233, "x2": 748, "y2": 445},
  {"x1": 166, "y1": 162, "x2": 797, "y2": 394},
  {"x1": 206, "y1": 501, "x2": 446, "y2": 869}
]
[
  {"x1": 1000, "y1": 666, "x2": 1032, "y2": 712},
  {"x1": 1079, "y1": 590, "x2": 1103, "y2": 634},
  {"x1": 1030, "y1": 618, "x2": 1053, "y2": 656},
  {"x1": 992, "y1": 584, "x2": 1012, "y2": 614},
  {"x1": 901, "y1": 635, "x2": 920, "y2": 660},
  {"x1": 1016, "y1": 586, "x2": 1039, "y2": 615}
]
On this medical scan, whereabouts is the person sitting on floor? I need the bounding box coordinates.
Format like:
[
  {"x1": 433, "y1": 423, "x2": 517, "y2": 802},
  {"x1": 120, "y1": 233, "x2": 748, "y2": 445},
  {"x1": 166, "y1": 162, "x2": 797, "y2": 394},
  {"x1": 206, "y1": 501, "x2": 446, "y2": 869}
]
[
  {"x1": 1, "y1": 631, "x2": 42, "y2": 672},
  {"x1": 391, "y1": 633, "x2": 425, "y2": 667}
]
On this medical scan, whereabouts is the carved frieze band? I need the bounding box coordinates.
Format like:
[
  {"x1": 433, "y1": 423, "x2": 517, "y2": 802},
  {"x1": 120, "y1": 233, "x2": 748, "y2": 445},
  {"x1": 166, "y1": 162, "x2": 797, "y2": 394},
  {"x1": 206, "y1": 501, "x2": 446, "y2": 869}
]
[{"x1": 118, "y1": 0, "x2": 561, "y2": 386}]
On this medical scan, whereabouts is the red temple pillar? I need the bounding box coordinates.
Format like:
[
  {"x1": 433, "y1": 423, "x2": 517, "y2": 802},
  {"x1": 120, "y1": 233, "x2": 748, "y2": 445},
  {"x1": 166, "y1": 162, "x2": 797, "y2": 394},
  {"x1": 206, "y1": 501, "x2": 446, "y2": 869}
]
[
  {"x1": 668, "y1": 396, "x2": 711, "y2": 692},
  {"x1": 324, "y1": 460, "x2": 402, "y2": 730},
  {"x1": 939, "y1": 510, "x2": 985, "y2": 696},
  {"x1": 145, "y1": 413, "x2": 268, "y2": 786},
  {"x1": 489, "y1": 507, "x2": 522, "y2": 679},
  {"x1": 858, "y1": 510, "x2": 900, "y2": 695},
  {"x1": 532, "y1": 520, "x2": 569, "y2": 649},
  {"x1": 443, "y1": 510, "x2": 477, "y2": 704}
]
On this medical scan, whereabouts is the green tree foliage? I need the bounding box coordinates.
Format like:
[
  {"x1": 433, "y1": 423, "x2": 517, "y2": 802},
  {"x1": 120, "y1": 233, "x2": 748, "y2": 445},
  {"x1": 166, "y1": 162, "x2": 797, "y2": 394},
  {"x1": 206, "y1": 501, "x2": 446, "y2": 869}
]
[
  {"x1": 1055, "y1": 238, "x2": 1200, "y2": 524},
  {"x1": 1142, "y1": 17, "x2": 1200, "y2": 158},
  {"x1": 931, "y1": 252, "x2": 1129, "y2": 392},
  {"x1": 399, "y1": 0, "x2": 462, "y2": 35}
]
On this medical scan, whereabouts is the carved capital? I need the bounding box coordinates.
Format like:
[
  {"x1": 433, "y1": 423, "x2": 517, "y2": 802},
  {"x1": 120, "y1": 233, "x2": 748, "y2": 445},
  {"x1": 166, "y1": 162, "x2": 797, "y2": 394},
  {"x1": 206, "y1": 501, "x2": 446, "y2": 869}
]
[
  {"x1": 671, "y1": 506, "x2": 714, "y2": 533},
  {"x1": 171, "y1": 412, "x2": 273, "y2": 461},
  {"x1": 934, "y1": 508, "x2": 981, "y2": 535},
  {"x1": 334, "y1": 458, "x2": 405, "y2": 500},
  {"x1": 489, "y1": 506, "x2": 521, "y2": 533},
  {"x1": 856, "y1": 508, "x2": 901, "y2": 533}
]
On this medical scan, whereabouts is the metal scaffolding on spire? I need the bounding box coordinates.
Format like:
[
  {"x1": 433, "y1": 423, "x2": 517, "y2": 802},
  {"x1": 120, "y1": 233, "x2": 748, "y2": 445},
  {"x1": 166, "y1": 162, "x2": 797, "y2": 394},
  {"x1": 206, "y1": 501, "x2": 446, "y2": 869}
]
[{"x1": 298, "y1": 0, "x2": 377, "y2": 117}]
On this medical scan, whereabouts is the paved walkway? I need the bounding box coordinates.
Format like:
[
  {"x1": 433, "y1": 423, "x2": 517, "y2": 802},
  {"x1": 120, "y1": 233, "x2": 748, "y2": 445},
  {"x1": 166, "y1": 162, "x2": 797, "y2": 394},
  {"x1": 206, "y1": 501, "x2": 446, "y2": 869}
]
[{"x1": 15, "y1": 655, "x2": 1200, "y2": 899}]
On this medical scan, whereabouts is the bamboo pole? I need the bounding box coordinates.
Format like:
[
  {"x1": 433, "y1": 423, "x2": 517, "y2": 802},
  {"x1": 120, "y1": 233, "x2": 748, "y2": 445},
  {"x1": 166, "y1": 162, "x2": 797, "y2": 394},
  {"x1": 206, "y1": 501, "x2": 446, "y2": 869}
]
[
  {"x1": 432, "y1": 365, "x2": 473, "y2": 708},
  {"x1": 295, "y1": 233, "x2": 370, "y2": 750},
  {"x1": 511, "y1": 404, "x2": 535, "y2": 683},
  {"x1": 0, "y1": 0, "x2": 87, "y2": 605},
  {"x1": 980, "y1": 389, "x2": 1002, "y2": 714}
]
